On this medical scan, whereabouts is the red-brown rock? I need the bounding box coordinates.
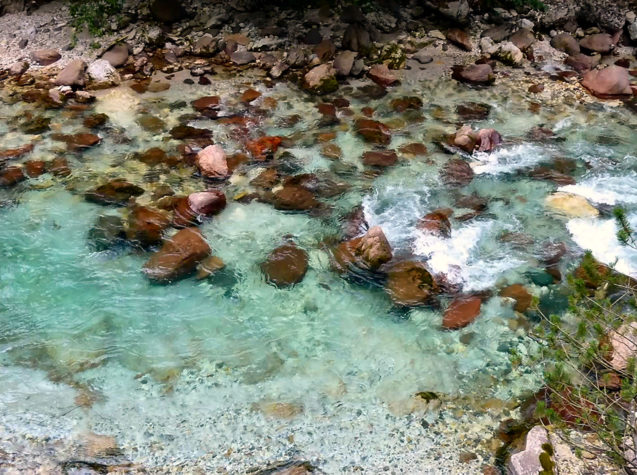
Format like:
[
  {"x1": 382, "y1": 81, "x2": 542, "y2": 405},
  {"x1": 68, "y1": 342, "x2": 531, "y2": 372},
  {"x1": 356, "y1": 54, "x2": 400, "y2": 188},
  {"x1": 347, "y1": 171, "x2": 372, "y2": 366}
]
[
  {"x1": 85, "y1": 179, "x2": 144, "y2": 206},
  {"x1": 246, "y1": 136, "x2": 283, "y2": 161},
  {"x1": 241, "y1": 88, "x2": 261, "y2": 103},
  {"x1": 0, "y1": 144, "x2": 34, "y2": 160},
  {"x1": 418, "y1": 210, "x2": 452, "y2": 237},
  {"x1": 355, "y1": 118, "x2": 391, "y2": 145},
  {"x1": 499, "y1": 284, "x2": 532, "y2": 312},
  {"x1": 196, "y1": 145, "x2": 228, "y2": 179},
  {"x1": 126, "y1": 206, "x2": 171, "y2": 247},
  {"x1": 362, "y1": 150, "x2": 397, "y2": 167},
  {"x1": 24, "y1": 160, "x2": 46, "y2": 177},
  {"x1": 443, "y1": 296, "x2": 482, "y2": 329},
  {"x1": 452, "y1": 63, "x2": 494, "y2": 85},
  {"x1": 332, "y1": 226, "x2": 393, "y2": 272},
  {"x1": 142, "y1": 227, "x2": 211, "y2": 283},
  {"x1": 441, "y1": 159, "x2": 474, "y2": 187},
  {"x1": 260, "y1": 243, "x2": 309, "y2": 287},
  {"x1": 446, "y1": 28, "x2": 472, "y2": 51},
  {"x1": 270, "y1": 185, "x2": 319, "y2": 211},
  {"x1": 581, "y1": 66, "x2": 632, "y2": 98},
  {"x1": 386, "y1": 260, "x2": 439, "y2": 307},
  {"x1": 191, "y1": 96, "x2": 220, "y2": 112},
  {"x1": 0, "y1": 166, "x2": 26, "y2": 187},
  {"x1": 368, "y1": 64, "x2": 398, "y2": 87}
]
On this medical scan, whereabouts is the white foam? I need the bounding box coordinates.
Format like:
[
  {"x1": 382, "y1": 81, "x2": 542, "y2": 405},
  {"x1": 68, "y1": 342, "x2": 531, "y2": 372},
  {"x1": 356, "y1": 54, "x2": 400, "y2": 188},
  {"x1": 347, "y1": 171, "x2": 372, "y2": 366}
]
[
  {"x1": 559, "y1": 173, "x2": 637, "y2": 206},
  {"x1": 567, "y1": 215, "x2": 637, "y2": 278},
  {"x1": 472, "y1": 143, "x2": 549, "y2": 175},
  {"x1": 413, "y1": 220, "x2": 524, "y2": 291}
]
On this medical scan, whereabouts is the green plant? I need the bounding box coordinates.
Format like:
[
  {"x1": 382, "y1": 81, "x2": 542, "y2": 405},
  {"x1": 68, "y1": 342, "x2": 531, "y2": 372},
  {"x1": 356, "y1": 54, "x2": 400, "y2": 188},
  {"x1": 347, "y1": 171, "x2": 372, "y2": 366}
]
[
  {"x1": 526, "y1": 208, "x2": 637, "y2": 471},
  {"x1": 69, "y1": 0, "x2": 123, "y2": 36}
]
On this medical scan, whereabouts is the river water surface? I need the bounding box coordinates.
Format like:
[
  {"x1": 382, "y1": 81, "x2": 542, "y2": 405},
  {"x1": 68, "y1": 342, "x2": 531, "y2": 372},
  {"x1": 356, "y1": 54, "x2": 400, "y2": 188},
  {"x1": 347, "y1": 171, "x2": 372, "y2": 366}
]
[{"x1": 0, "y1": 67, "x2": 636, "y2": 472}]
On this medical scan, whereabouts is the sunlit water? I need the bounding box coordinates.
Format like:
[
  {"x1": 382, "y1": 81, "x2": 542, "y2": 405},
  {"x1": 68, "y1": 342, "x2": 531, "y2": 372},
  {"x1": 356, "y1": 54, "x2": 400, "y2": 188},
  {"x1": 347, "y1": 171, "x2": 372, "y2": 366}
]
[{"x1": 0, "y1": 69, "x2": 636, "y2": 472}]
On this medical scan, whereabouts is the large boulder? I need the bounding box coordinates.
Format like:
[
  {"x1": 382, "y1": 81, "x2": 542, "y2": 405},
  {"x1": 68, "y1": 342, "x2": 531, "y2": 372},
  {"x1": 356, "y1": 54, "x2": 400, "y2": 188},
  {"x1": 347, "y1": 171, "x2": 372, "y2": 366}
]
[
  {"x1": 143, "y1": 228, "x2": 211, "y2": 283},
  {"x1": 196, "y1": 145, "x2": 228, "y2": 179},
  {"x1": 508, "y1": 29, "x2": 535, "y2": 51},
  {"x1": 87, "y1": 59, "x2": 120, "y2": 86},
  {"x1": 334, "y1": 50, "x2": 357, "y2": 76},
  {"x1": 442, "y1": 296, "x2": 482, "y2": 329},
  {"x1": 355, "y1": 118, "x2": 391, "y2": 145},
  {"x1": 332, "y1": 226, "x2": 392, "y2": 272},
  {"x1": 260, "y1": 243, "x2": 309, "y2": 287},
  {"x1": 303, "y1": 64, "x2": 338, "y2": 95},
  {"x1": 342, "y1": 23, "x2": 371, "y2": 52},
  {"x1": 451, "y1": 63, "x2": 494, "y2": 85},
  {"x1": 30, "y1": 49, "x2": 60, "y2": 66},
  {"x1": 579, "y1": 33, "x2": 614, "y2": 54},
  {"x1": 385, "y1": 261, "x2": 439, "y2": 306},
  {"x1": 54, "y1": 59, "x2": 86, "y2": 87},
  {"x1": 126, "y1": 206, "x2": 170, "y2": 247},
  {"x1": 581, "y1": 66, "x2": 632, "y2": 98},
  {"x1": 446, "y1": 28, "x2": 472, "y2": 51},
  {"x1": 102, "y1": 44, "x2": 129, "y2": 68},
  {"x1": 551, "y1": 33, "x2": 580, "y2": 55},
  {"x1": 150, "y1": 0, "x2": 185, "y2": 22}
]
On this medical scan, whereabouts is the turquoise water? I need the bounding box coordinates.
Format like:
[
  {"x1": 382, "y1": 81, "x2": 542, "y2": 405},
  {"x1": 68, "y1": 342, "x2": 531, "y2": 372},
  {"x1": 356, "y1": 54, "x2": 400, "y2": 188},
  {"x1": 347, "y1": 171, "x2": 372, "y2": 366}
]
[{"x1": 0, "y1": 70, "x2": 636, "y2": 471}]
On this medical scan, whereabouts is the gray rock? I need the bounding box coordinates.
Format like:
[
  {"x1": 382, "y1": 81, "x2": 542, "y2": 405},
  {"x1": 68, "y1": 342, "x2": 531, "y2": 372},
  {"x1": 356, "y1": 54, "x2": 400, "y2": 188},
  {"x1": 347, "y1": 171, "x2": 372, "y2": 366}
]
[
  {"x1": 54, "y1": 59, "x2": 86, "y2": 87},
  {"x1": 342, "y1": 23, "x2": 371, "y2": 52},
  {"x1": 350, "y1": 58, "x2": 365, "y2": 76},
  {"x1": 413, "y1": 48, "x2": 434, "y2": 64},
  {"x1": 193, "y1": 34, "x2": 216, "y2": 55},
  {"x1": 508, "y1": 28, "x2": 535, "y2": 51},
  {"x1": 551, "y1": 33, "x2": 580, "y2": 55},
  {"x1": 333, "y1": 50, "x2": 357, "y2": 76},
  {"x1": 230, "y1": 50, "x2": 256, "y2": 65},
  {"x1": 8, "y1": 61, "x2": 29, "y2": 76},
  {"x1": 629, "y1": 21, "x2": 637, "y2": 41},
  {"x1": 426, "y1": 0, "x2": 470, "y2": 24},
  {"x1": 508, "y1": 426, "x2": 549, "y2": 475},
  {"x1": 87, "y1": 59, "x2": 120, "y2": 86},
  {"x1": 18, "y1": 38, "x2": 27, "y2": 49},
  {"x1": 30, "y1": 48, "x2": 61, "y2": 66},
  {"x1": 102, "y1": 44, "x2": 129, "y2": 68},
  {"x1": 494, "y1": 42, "x2": 524, "y2": 66}
]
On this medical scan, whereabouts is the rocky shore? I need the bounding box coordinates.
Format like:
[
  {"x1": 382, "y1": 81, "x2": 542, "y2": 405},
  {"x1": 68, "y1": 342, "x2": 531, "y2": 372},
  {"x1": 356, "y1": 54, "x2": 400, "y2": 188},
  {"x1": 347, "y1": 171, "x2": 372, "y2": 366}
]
[{"x1": 1, "y1": 0, "x2": 637, "y2": 473}]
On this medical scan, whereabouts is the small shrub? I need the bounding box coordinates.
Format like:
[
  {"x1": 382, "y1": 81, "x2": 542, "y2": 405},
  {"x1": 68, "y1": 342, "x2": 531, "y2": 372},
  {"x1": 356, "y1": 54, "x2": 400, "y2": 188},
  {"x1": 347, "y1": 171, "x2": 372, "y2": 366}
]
[{"x1": 69, "y1": 0, "x2": 124, "y2": 36}]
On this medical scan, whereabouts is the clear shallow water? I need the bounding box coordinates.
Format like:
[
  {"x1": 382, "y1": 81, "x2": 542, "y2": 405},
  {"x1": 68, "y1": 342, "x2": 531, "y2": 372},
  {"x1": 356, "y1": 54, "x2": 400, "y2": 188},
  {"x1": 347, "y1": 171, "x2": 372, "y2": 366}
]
[{"x1": 0, "y1": 70, "x2": 636, "y2": 472}]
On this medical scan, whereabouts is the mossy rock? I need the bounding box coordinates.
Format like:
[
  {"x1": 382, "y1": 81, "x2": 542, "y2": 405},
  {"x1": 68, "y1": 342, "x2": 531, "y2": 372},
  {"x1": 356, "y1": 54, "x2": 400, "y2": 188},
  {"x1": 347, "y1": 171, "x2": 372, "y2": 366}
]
[{"x1": 369, "y1": 43, "x2": 406, "y2": 70}]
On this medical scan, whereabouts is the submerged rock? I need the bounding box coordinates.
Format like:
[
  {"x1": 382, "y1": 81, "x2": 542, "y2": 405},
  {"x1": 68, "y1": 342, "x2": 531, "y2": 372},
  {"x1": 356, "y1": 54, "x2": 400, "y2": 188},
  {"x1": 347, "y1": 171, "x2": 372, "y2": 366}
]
[
  {"x1": 85, "y1": 179, "x2": 144, "y2": 206},
  {"x1": 355, "y1": 118, "x2": 391, "y2": 145},
  {"x1": 500, "y1": 284, "x2": 533, "y2": 313},
  {"x1": 386, "y1": 261, "x2": 439, "y2": 307},
  {"x1": 443, "y1": 296, "x2": 482, "y2": 329},
  {"x1": 362, "y1": 150, "x2": 397, "y2": 167},
  {"x1": 246, "y1": 136, "x2": 282, "y2": 161},
  {"x1": 126, "y1": 206, "x2": 170, "y2": 247},
  {"x1": 0, "y1": 166, "x2": 26, "y2": 187},
  {"x1": 452, "y1": 125, "x2": 502, "y2": 153},
  {"x1": 579, "y1": 33, "x2": 614, "y2": 54},
  {"x1": 261, "y1": 243, "x2": 309, "y2": 287},
  {"x1": 87, "y1": 214, "x2": 126, "y2": 251},
  {"x1": 143, "y1": 228, "x2": 211, "y2": 283},
  {"x1": 441, "y1": 159, "x2": 474, "y2": 187}
]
